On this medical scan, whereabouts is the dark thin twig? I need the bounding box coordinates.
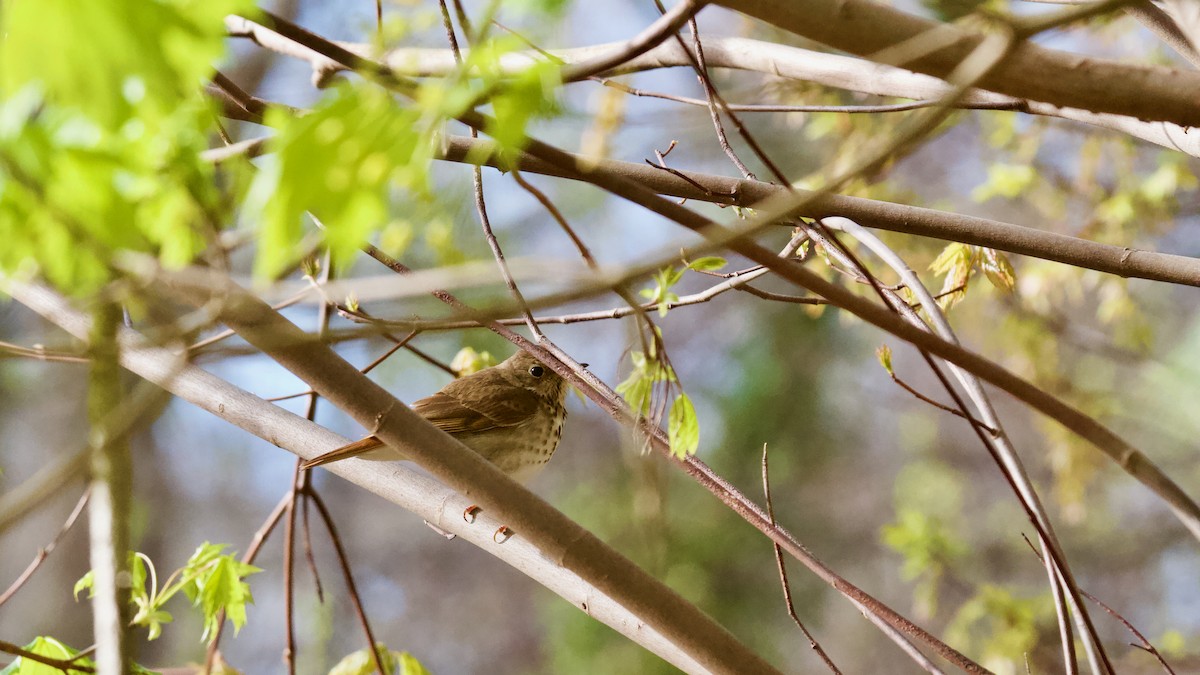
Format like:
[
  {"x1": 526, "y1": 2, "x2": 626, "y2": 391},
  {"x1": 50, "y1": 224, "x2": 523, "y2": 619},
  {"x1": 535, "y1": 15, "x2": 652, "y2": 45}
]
[
  {"x1": 1081, "y1": 592, "x2": 1176, "y2": 674},
  {"x1": 738, "y1": 285, "x2": 825, "y2": 305},
  {"x1": 685, "y1": 16, "x2": 755, "y2": 179},
  {"x1": 438, "y1": 0, "x2": 543, "y2": 341},
  {"x1": 266, "y1": 331, "x2": 420, "y2": 403},
  {"x1": 644, "y1": 159, "x2": 738, "y2": 200},
  {"x1": 287, "y1": 253, "x2": 339, "y2": 674},
  {"x1": 450, "y1": 0, "x2": 474, "y2": 38},
  {"x1": 1020, "y1": 534, "x2": 1178, "y2": 675},
  {"x1": 884, "y1": 367, "x2": 998, "y2": 433},
  {"x1": 762, "y1": 446, "x2": 842, "y2": 674},
  {"x1": 304, "y1": 488, "x2": 387, "y2": 675},
  {"x1": 300, "y1": 494, "x2": 322, "y2": 603},
  {"x1": 598, "y1": 78, "x2": 973, "y2": 113},
  {"x1": 0, "y1": 490, "x2": 90, "y2": 608},
  {"x1": 508, "y1": 165, "x2": 656, "y2": 358},
  {"x1": 189, "y1": 288, "x2": 311, "y2": 353},
  {"x1": 281, "y1": 461, "x2": 300, "y2": 674},
  {"x1": 511, "y1": 169, "x2": 597, "y2": 266}
]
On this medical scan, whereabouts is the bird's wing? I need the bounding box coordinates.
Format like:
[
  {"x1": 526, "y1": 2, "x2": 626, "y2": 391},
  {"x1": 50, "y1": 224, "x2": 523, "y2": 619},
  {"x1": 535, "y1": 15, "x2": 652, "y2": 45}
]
[{"x1": 413, "y1": 390, "x2": 539, "y2": 434}]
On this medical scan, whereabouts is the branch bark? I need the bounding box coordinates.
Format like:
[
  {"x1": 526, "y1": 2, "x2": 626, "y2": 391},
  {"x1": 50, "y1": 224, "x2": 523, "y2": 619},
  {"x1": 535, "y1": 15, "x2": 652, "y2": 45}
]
[
  {"x1": 434, "y1": 135, "x2": 1200, "y2": 288},
  {"x1": 85, "y1": 300, "x2": 131, "y2": 675},
  {"x1": 332, "y1": 37, "x2": 1199, "y2": 155},
  {"x1": 713, "y1": 0, "x2": 1200, "y2": 126},
  {"x1": 5, "y1": 279, "x2": 780, "y2": 675},
  {"x1": 204, "y1": 133, "x2": 1200, "y2": 288}
]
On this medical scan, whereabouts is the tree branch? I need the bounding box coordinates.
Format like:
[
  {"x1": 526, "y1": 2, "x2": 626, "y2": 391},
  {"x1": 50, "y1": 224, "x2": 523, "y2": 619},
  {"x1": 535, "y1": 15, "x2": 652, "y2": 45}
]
[
  {"x1": 5, "y1": 279, "x2": 781, "y2": 675},
  {"x1": 713, "y1": 0, "x2": 1200, "y2": 126}
]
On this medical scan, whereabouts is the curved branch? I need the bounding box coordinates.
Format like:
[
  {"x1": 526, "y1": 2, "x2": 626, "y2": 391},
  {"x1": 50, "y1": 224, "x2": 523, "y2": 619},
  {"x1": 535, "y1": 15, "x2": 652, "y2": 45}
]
[
  {"x1": 713, "y1": 0, "x2": 1200, "y2": 127},
  {"x1": 4, "y1": 279, "x2": 781, "y2": 675}
]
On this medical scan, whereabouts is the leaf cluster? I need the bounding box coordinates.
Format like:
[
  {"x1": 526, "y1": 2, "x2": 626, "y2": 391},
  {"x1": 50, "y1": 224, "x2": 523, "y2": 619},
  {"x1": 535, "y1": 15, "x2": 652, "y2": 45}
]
[{"x1": 74, "y1": 542, "x2": 261, "y2": 643}]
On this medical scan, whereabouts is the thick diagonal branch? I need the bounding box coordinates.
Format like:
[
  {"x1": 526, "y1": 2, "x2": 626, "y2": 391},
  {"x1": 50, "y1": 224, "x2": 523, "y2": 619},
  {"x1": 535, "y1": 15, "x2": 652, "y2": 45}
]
[{"x1": 5, "y1": 279, "x2": 780, "y2": 675}]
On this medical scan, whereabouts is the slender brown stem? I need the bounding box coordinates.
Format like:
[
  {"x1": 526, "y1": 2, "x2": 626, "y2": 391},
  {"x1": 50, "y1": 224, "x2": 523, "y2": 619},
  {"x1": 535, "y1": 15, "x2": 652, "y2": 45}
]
[
  {"x1": 761, "y1": 447, "x2": 842, "y2": 674},
  {"x1": 0, "y1": 489, "x2": 90, "y2": 608},
  {"x1": 304, "y1": 488, "x2": 388, "y2": 675}
]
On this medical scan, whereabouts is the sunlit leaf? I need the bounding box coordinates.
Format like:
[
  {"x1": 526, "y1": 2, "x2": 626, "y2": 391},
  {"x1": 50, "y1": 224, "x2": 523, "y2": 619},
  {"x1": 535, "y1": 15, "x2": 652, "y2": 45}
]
[
  {"x1": 876, "y1": 344, "x2": 894, "y2": 375},
  {"x1": 686, "y1": 256, "x2": 727, "y2": 273},
  {"x1": 668, "y1": 393, "x2": 699, "y2": 458},
  {"x1": 979, "y1": 248, "x2": 1016, "y2": 293},
  {"x1": 247, "y1": 84, "x2": 426, "y2": 278},
  {"x1": 328, "y1": 644, "x2": 431, "y2": 675},
  {"x1": 451, "y1": 347, "x2": 496, "y2": 376},
  {"x1": 180, "y1": 543, "x2": 261, "y2": 641}
]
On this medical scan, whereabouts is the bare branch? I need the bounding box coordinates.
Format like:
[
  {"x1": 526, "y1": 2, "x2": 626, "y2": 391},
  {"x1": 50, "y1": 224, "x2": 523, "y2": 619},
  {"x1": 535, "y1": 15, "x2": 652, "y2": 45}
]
[{"x1": 6, "y1": 279, "x2": 781, "y2": 675}]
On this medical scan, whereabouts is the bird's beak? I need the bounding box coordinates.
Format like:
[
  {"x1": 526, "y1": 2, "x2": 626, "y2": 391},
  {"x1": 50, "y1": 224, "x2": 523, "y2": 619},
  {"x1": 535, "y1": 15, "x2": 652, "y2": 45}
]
[{"x1": 580, "y1": 362, "x2": 590, "y2": 368}]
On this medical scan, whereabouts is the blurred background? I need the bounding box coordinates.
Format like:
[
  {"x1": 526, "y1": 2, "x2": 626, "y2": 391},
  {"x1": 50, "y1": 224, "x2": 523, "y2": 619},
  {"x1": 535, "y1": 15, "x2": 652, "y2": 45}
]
[{"x1": 3, "y1": 0, "x2": 1200, "y2": 673}]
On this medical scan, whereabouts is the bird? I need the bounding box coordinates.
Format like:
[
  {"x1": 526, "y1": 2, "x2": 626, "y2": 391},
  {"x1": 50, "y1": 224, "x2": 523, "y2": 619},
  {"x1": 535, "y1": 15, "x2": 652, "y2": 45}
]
[{"x1": 301, "y1": 349, "x2": 572, "y2": 484}]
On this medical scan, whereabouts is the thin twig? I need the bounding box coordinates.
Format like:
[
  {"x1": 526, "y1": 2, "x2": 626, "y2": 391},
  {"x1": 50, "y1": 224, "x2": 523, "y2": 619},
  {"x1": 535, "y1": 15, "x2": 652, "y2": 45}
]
[
  {"x1": 0, "y1": 340, "x2": 89, "y2": 363},
  {"x1": 761, "y1": 446, "x2": 842, "y2": 674},
  {"x1": 304, "y1": 488, "x2": 388, "y2": 675},
  {"x1": 0, "y1": 489, "x2": 91, "y2": 608},
  {"x1": 884, "y1": 367, "x2": 998, "y2": 433},
  {"x1": 265, "y1": 331, "x2": 420, "y2": 404}
]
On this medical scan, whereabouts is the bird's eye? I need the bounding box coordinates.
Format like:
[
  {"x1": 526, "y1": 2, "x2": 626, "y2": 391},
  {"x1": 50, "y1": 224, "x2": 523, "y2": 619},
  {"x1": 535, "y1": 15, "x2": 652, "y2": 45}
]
[{"x1": 529, "y1": 365, "x2": 545, "y2": 378}]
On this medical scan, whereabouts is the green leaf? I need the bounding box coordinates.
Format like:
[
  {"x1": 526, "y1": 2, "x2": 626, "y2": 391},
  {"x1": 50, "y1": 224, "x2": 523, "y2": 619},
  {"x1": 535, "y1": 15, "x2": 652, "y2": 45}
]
[
  {"x1": 881, "y1": 509, "x2": 965, "y2": 580},
  {"x1": 1, "y1": 0, "x2": 252, "y2": 130},
  {"x1": 928, "y1": 243, "x2": 973, "y2": 309},
  {"x1": 482, "y1": 50, "x2": 561, "y2": 157},
  {"x1": 875, "y1": 344, "x2": 894, "y2": 375},
  {"x1": 450, "y1": 347, "x2": 496, "y2": 376},
  {"x1": 247, "y1": 84, "x2": 427, "y2": 279},
  {"x1": 73, "y1": 571, "x2": 95, "y2": 600},
  {"x1": 0, "y1": 637, "x2": 159, "y2": 675},
  {"x1": 686, "y1": 256, "x2": 726, "y2": 273},
  {"x1": 668, "y1": 393, "x2": 699, "y2": 458},
  {"x1": 979, "y1": 248, "x2": 1016, "y2": 293},
  {"x1": 639, "y1": 266, "x2": 684, "y2": 316},
  {"x1": 0, "y1": 637, "x2": 88, "y2": 675},
  {"x1": 615, "y1": 367, "x2": 653, "y2": 415},
  {"x1": 179, "y1": 543, "x2": 261, "y2": 641},
  {"x1": 615, "y1": 350, "x2": 675, "y2": 415},
  {"x1": 945, "y1": 585, "x2": 1041, "y2": 664},
  {"x1": 327, "y1": 645, "x2": 431, "y2": 675}
]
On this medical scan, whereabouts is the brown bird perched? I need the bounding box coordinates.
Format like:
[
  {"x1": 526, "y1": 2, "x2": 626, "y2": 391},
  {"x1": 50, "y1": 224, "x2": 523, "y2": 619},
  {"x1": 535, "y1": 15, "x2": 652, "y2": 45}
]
[{"x1": 301, "y1": 350, "x2": 571, "y2": 483}]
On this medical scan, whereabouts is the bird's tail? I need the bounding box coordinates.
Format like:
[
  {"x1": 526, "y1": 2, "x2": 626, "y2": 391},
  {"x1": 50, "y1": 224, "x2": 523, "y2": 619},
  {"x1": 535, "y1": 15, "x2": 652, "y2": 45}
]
[{"x1": 300, "y1": 436, "x2": 390, "y2": 470}]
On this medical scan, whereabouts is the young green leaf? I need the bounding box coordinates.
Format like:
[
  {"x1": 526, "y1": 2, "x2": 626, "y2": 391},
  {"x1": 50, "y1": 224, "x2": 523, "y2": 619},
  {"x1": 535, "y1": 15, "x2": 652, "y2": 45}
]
[
  {"x1": 450, "y1": 347, "x2": 497, "y2": 376},
  {"x1": 929, "y1": 243, "x2": 973, "y2": 309},
  {"x1": 668, "y1": 393, "x2": 700, "y2": 458},
  {"x1": 73, "y1": 570, "x2": 95, "y2": 600},
  {"x1": 685, "y1": 256, "x2": 727, "y2": 273},
  {"x1": 979, "y1": 248, "x2": 1016, "y2": 293},
  {"x1": 247, "y1": 84, "x2": 428, "y2": 279},
  {"x1": 180, "y1": 543, "x2": 262, "y2": 641},
  {"x1": 328, "y1": 644, "x2": 432, "y2": 675},
  {"x1": 876, "y1": 344, "x2": 894, "y2": 375}
]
